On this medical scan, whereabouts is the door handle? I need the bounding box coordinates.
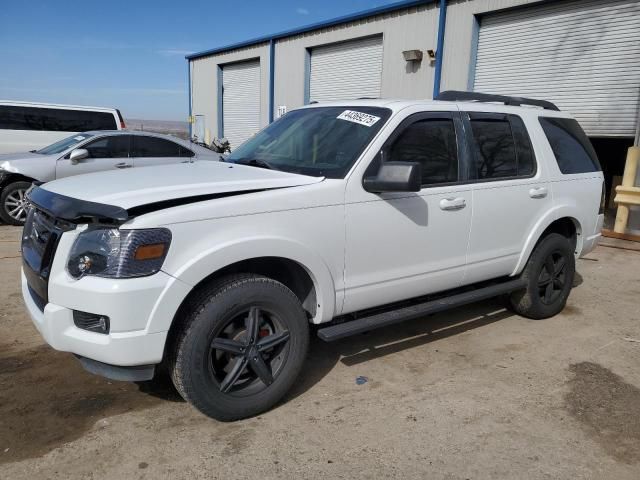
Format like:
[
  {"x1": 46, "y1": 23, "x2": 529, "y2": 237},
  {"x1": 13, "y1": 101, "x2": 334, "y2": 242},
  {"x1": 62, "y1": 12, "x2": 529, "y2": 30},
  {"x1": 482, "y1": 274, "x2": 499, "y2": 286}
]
[
  {"x1": 529, "y1": 187, "x2": 548, "y2": 199},
  {"x1": 115, "y1": 162, "x2": 132, "y2": 169},
  {"x1": 439, "y1": 197, "x2": 466, "y2": 211}
]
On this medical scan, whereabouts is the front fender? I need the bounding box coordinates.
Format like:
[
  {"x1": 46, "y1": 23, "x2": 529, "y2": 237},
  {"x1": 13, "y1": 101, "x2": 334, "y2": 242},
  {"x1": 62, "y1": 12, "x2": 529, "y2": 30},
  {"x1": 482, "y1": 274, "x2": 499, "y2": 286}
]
[
  {"x1": 163, "y1": 236, "x2": 338, "y2": 325},
  {"x1": 511, "y1": 205, "x2": 583, "y2": 276}
]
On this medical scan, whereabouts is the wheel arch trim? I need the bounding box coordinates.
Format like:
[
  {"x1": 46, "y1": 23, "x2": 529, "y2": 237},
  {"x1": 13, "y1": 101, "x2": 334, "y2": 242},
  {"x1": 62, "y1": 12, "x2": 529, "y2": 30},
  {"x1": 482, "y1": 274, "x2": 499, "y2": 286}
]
[
  {"x1": 160, "y1": 236, "x2": 338, "y2": 327},
  {"x1": 511, "y1": 206, "x2": 583, "y2": 276}
]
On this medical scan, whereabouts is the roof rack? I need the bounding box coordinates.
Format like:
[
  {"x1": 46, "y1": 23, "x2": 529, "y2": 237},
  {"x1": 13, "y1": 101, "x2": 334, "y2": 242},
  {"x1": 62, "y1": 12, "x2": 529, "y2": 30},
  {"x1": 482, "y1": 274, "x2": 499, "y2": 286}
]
[{"x1": 436, "y1": 90, "x2": 559, "y2": 111}]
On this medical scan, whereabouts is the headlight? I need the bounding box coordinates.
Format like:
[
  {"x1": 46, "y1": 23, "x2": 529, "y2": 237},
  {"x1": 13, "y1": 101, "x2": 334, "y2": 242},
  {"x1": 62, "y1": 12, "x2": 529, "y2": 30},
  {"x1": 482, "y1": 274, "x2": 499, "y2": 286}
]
[{"x1": 67, "y1": 228, "x2": 171, "y2": 279}]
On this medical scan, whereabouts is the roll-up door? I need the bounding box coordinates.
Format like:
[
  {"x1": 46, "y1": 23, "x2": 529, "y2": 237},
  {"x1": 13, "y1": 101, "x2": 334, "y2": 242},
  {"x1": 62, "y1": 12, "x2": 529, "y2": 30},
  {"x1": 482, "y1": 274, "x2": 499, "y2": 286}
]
[
  {"x1": 309, "y1": 36, "x2": 383, "y2": 103},
  {"x1": 473, "y1": 0, "x2": 640, "y2": 137},
  {"x1": 222, "y1": 60, "x2": 261, "y2": 149}
]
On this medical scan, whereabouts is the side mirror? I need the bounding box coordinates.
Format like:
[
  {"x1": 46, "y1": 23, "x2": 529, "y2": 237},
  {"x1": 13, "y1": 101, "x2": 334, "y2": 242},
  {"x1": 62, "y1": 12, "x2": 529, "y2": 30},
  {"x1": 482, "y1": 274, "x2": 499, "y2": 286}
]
[
  {"x1": 363, "y1": 162, "x2": 421, "y2": 193},
  {"x1": 69, "y1": 148, "x2": 89, "y2": 164}
]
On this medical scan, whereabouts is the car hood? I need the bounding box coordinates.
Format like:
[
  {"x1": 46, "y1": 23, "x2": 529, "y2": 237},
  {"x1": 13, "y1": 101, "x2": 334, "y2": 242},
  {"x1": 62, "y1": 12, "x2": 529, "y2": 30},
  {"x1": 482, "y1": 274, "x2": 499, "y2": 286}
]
[
  {"x1": 41, "y1": 161, "x2": 324, "y2": 210},
  {"x1": 0, "y1": 152, "x2": 54, "y2": 170},
  {"x1": 0, "y1": 152, "x2": 58, "y2": 183}
]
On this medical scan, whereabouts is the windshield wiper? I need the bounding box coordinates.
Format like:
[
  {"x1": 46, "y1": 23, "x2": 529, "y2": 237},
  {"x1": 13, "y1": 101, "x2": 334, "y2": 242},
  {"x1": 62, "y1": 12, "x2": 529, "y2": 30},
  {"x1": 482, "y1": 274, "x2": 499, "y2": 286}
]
[{"x1": 235, "y1": 158, "x2": 278, "y2": 171}]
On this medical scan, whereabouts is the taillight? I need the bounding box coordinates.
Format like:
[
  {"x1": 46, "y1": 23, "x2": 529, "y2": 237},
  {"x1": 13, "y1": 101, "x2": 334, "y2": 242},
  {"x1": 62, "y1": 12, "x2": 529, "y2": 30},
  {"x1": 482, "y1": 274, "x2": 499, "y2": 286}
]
[
  {"x1": 116, "y1": 109, "x2": 126, "y2": 129},
  {"x1": 599, "y1": 181, "x2": 606, "y2": 214}
]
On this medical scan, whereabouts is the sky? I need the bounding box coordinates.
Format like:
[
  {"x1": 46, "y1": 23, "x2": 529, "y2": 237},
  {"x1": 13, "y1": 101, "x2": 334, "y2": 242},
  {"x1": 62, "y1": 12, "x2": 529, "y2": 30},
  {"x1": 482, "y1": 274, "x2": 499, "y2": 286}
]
[{"x1": 0, "y1": 0, "x2": 399, "y2": 121}]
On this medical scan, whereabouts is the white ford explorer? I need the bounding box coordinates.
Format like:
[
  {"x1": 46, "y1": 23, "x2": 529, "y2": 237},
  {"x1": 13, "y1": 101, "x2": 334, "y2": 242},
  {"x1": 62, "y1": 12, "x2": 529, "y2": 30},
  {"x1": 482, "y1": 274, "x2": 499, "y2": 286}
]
[{"x1": 21, "y1": 92, "x2": 605, "y2": 421}]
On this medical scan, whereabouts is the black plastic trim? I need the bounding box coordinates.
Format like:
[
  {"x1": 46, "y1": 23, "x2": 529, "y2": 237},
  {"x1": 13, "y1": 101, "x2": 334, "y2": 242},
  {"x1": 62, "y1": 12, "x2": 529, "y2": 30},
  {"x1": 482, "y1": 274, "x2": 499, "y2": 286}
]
[
  {"x1": 318, "y1": 277, "x2": 527, "y2": 342},
  {"x1": 27, "y1": 186, "x2": 287, "y2": 224},
  {"x1": 27, "y1": 186, "x2": 128, "y2": 223},
  {"x1": 437, "y1": 90, "x2": 559, "y2": 111},
  {"x1": 75, "y1": 356, "x2": 156, "y2": 382}
]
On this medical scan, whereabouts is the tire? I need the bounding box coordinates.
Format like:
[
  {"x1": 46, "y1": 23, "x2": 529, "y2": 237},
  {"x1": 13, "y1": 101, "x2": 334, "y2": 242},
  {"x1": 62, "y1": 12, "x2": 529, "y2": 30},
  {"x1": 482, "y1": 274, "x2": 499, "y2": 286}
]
[
  {"x1": 169, "y1": 274, "x2": 309, "y2": 421},
  {"x1": 508, "y1": 233, "x2": 575, "y2": 320},
  {"x1": 0, "y1": 181, "x2": 32, "y2": 226}
]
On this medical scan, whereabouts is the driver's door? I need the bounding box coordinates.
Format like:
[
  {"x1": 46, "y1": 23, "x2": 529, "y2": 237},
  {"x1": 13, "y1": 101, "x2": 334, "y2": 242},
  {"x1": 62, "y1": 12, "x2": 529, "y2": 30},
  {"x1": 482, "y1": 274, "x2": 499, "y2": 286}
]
[
  {"x1": 56, "y1": 135, "x2": 131, "y2": 178},
  {"x1": 342, "y1": 112, "x2": 473, "y2": 314}
]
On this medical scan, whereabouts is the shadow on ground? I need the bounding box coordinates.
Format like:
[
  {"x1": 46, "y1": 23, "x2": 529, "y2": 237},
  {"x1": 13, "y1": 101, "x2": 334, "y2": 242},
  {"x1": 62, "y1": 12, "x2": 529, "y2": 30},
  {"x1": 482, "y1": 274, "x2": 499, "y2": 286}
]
[{"x1": 0, "y1": 297, "x2": 519, "y2": 464}]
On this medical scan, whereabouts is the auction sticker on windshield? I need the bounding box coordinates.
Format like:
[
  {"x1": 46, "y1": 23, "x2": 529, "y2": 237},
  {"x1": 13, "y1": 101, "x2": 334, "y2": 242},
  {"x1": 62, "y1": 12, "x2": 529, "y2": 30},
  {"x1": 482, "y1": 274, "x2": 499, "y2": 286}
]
[{"x1": 336, "y1": 110, "x2": 381, "y2": 127}]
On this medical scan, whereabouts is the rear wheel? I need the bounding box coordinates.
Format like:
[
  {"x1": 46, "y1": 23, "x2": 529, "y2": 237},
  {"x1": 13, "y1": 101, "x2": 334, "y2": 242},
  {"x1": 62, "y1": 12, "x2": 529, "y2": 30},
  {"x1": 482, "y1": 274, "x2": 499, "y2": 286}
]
[
  {"x1": 509, "y1": 233, "x2": 575, "y2": 319},
  {"x1": 169, "y1": 274, "x2": 309, "y2": 421},
  {"x1": 0, "y1": 181, "x2": 32, "y2": 226}
]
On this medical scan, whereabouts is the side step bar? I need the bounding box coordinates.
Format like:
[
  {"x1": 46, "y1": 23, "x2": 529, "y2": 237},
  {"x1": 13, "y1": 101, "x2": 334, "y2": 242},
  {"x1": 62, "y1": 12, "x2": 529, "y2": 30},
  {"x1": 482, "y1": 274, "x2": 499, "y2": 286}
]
[{"x1": 317, "y1": 278, "x2": 527, "y2": 342}]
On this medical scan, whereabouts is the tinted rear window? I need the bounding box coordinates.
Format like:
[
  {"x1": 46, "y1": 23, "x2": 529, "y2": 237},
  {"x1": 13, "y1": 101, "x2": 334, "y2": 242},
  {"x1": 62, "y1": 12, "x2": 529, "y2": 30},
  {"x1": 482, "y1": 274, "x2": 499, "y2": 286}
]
[
  {"x1": 0, "y1": 105, "x2": 117, "y2": 131},
  {"x1": 539, "y1": 117, "x2": 601, "y2": 174},
  {"x1": 132, "y1": 136, "x2": 191, "y2": 157},
  {"x1": 467, "y1": 113, "x2": 536, "y2": 180}
]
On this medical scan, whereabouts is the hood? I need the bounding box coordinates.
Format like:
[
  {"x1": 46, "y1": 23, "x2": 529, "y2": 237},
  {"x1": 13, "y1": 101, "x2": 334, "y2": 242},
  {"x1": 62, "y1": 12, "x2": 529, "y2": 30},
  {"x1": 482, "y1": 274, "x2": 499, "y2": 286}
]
[
  {"x1": 0, "y1": 152, "x2": 58, "y2": 183},
  {"x1": 0, "y1": 151, "x2": 42, "y2": 162},
  {"x1": 41, "y1": 161, "x2": 324, "y2": 210}
]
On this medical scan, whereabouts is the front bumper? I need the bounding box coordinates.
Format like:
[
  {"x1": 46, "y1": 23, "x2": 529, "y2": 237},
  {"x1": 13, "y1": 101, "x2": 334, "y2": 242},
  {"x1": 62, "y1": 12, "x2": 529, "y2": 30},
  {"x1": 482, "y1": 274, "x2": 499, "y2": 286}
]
[{"x1": 22, "y1": 270, "x2": 170, "y2": 367}]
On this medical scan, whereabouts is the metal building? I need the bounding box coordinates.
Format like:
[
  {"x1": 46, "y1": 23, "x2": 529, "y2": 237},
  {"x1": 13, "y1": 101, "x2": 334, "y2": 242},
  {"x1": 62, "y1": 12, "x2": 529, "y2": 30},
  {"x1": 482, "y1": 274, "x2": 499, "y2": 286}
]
[
  {"x1": 187, "y1": 0, "x2": 640, "y2": 216},
  {"x1": 188, "y1": 0, "x2": 639, "y2": 142}
]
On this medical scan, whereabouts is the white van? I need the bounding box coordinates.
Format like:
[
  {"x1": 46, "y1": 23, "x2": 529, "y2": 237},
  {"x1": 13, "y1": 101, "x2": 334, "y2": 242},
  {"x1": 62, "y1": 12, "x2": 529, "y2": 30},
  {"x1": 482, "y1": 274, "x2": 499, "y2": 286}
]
[{"x1": 0, "y1": 101, "x2": 124, "y2": 154}]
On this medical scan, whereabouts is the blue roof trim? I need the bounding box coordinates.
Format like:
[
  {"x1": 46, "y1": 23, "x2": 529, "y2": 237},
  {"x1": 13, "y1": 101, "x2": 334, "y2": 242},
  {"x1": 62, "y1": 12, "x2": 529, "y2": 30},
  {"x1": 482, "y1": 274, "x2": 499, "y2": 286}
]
[{"x1": 186, "y1": 0, "x2": 435, "y2": 60}]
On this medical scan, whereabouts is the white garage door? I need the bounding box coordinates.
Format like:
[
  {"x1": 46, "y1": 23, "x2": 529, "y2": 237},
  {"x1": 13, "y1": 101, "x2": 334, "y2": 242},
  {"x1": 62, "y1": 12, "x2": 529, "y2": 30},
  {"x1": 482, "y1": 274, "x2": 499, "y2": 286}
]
[
  {"x1": 473, "y1": 0, "x2": 640, "y2": 137},
  {"x1": 222, "y1": 60, "x2": 261, "y2": 149},
  {"x1": 310, "y1": 36, "x2": 383, "y2": 103}
]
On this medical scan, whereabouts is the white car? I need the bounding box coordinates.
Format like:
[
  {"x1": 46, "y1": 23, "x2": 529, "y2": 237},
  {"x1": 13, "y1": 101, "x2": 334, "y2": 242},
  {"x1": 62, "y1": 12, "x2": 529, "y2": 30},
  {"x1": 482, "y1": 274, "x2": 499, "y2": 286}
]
[
  {"x1": 0, "y1": 131, "x2": 220, "y2": 225},
  {"x1": 0, "y1": 100, "x2": 125, "y2": 154},
  {"x1": 20, "y1": 92, "x2": 604, "y2": 421}
]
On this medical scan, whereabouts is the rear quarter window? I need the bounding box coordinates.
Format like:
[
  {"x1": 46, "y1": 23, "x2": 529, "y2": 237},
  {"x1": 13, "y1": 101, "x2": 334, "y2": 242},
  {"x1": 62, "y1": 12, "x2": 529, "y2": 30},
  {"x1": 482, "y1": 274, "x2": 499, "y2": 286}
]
[{"x1": 539, "y1": 117, "x2": 601, "y2": 174}]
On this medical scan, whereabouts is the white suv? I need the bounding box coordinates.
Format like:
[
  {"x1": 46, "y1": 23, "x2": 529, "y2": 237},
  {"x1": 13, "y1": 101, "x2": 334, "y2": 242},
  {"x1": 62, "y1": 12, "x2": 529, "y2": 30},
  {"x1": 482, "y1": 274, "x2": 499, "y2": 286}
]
[{"x1": 21, "y1": 92, "x2": 604, "y2": 421}]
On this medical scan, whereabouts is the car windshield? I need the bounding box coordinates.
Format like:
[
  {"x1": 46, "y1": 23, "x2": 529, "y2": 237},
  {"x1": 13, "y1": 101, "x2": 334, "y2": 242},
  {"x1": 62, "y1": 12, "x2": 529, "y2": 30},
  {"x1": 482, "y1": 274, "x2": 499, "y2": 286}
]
[
  {"x1": 226, "y1": 106, "x2": 391, "y2": 178},
  {"x1": 36, "y1": 133, "x2": 94, "y2": 155}
]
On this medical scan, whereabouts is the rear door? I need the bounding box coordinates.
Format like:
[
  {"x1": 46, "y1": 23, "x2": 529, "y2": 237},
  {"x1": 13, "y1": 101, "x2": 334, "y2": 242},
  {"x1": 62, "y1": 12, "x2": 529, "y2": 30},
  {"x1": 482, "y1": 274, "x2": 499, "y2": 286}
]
[
  {"x1": 462, "y1": 111, "x2": 551, "y2": 284},
  {"x1": 131, "y1": 135, "x2": 193, "y2": 168},
  {"x1": 55, "y1": 135, "x2": 132, "y2": 178}
]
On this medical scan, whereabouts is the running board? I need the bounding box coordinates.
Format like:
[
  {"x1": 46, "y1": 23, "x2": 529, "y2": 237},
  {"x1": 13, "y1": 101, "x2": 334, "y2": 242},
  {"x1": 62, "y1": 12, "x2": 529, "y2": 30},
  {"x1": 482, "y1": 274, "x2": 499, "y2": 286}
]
[{"x1": 317, "y1": 278, "x2": 527, "y2": 342}]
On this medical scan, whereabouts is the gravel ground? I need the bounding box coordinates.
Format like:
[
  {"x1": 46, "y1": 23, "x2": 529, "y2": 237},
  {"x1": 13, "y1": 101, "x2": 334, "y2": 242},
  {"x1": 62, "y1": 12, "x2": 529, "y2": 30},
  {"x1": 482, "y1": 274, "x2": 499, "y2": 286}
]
[{"x1": 1, "y1": 224, "x2": 639, "y2": 479}]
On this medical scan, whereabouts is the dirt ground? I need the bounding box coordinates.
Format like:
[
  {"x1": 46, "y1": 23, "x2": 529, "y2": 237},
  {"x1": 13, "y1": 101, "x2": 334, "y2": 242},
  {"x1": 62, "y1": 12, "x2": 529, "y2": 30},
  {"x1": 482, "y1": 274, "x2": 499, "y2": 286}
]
[{"x1": 1, "y1": 224, "x2": 639, "y2": 480}]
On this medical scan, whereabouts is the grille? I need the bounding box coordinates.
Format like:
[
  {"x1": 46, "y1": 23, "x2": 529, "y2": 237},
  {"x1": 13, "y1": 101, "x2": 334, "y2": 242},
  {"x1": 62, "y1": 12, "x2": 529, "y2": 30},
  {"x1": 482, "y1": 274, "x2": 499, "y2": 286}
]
[{"x1": 22, "y1": 207, "x2": 75, "y2": 305}]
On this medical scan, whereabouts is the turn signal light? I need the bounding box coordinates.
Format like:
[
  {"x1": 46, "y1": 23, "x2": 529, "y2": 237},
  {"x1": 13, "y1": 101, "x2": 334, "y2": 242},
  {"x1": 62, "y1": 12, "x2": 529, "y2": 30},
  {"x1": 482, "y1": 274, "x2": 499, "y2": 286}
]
[{"x1": 134, "y1": 243, "x2": 167, "y2": 261}]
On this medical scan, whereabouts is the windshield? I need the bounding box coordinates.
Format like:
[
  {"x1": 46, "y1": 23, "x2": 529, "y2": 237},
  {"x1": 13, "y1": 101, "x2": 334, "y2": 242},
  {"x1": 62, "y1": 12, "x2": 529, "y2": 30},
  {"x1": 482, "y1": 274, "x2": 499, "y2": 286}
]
[
  {"x1": 36, "y1": 133, "x2": 93, "y2": 155},
  {"x1": 226, "y1": 106, "x2": 391, "y2": 178}
]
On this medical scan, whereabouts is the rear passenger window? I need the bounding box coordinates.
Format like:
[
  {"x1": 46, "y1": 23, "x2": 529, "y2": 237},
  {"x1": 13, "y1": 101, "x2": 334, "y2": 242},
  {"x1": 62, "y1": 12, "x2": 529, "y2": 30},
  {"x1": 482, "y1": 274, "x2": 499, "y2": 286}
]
[
  {"x1": 387, "y1": 118, "x2": 458, "y2": 185},
  {"x1": 0, "y1": 106, "x2": 117, "y2": 131},
  {"x1": 133, "y1": 136, "x2": 182, "y2": 157},
  {"x1": 539, "y1": 117, "x2": 601, "y2": 174},
  {"x1": 468, "y1": 113, "x2": 535, "y2": 180}
]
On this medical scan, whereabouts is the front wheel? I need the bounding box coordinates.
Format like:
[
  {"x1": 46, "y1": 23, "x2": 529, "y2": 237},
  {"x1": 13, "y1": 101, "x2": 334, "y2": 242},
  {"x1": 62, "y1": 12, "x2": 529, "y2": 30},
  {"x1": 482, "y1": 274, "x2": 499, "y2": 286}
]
[
  {"x1": 508, "y1": 233, "x2": 575, "y2": 319},
  {"x1": 0, "y1": 181, "x2": 32, "y2": 226},
  {"x1": 169, "y1": 274, "x2": 309, "y2": 421}
]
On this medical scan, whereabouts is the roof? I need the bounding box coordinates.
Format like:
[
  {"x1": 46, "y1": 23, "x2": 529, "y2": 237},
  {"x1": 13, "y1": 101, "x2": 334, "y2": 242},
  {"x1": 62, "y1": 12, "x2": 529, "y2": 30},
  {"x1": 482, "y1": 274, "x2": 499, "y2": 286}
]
[
  {"x1": 293, "y1": 98, "x2": 571, "y2": 117},
  {"x1": 187, "y1": 0, "x2": 436, "y2": 61},
  {"x1": 0, "y1": 100, "x2": 118, "y2": 112}
]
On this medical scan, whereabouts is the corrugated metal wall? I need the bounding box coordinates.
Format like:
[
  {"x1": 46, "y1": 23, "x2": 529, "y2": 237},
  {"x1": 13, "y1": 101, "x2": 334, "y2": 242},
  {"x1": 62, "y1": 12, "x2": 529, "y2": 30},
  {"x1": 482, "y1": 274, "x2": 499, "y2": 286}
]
[
  {"x1": 309, "y1": 36, "x2": 384, "y2": 102},
  {"x1": 222, "y1": 60, "x2": 261, "y2": 148},
  {"x1": 440, "y1": 0, "x2": 543, "y2": 92},
  {"x1": 273, "y1": 4, "x2": 439, "y2": 119},
  {"x1": 190, "y1": 43, "x2": 269, "y2": 143},
  {"x1": 473, "y1": 0, "x2": 640, "y2": 137},
  {"x1": 190, "y1": 0, "x2": 639, "y2": 141}
]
